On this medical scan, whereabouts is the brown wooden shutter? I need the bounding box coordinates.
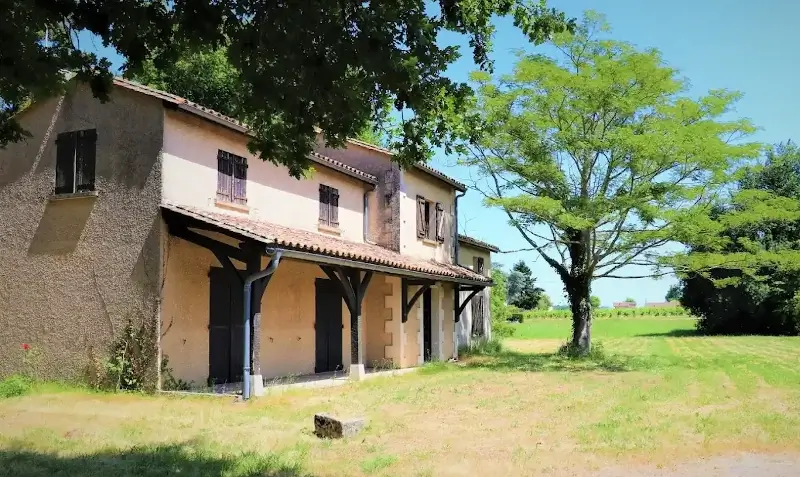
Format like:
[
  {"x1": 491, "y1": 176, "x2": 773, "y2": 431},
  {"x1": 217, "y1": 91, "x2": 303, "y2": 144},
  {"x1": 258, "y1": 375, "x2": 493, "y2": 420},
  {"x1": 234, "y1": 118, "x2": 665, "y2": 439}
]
[
  {"x1": 471, "y1": 294, "x2": 486, "y2": 337},
  {"x1": 232, "y1": 155, "x2": 247, "y2": 204},
  {"x1": 416, "y1": 196, "x2": 426, "y2": 238},
  {"x1": 435, "y1": 202, "x2": 445, "y2": 242},
  {"x1": 319, "y1": 185, "x2": 330, "y2": 225},
  {"x1": 217, "y1": 151, "x2": 232, "y2": 201},
  {"x1": 329, "y1": 187, "x2": 339, "y2": 226},
  {"x1": 55, "y1": 131, "x2": 76, "y2": 194},
  {"x1": 75, "y1": 129, "x2": 97, "y2": 192}
]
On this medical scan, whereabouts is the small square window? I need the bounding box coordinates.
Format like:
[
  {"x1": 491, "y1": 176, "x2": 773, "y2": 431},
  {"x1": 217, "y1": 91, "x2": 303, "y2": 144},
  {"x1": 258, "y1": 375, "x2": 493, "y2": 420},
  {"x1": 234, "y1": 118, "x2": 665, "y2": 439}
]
[{"x1": 217, "y1": 150, "x2": 247, "y2": 205}]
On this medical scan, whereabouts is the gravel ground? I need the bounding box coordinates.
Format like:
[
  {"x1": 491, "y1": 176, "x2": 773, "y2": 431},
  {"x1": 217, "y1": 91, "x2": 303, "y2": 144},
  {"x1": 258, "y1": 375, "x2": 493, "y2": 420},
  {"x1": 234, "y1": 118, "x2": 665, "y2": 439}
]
[{"x1": 595, "y1": 453, "x2": 800, "y2": 477}]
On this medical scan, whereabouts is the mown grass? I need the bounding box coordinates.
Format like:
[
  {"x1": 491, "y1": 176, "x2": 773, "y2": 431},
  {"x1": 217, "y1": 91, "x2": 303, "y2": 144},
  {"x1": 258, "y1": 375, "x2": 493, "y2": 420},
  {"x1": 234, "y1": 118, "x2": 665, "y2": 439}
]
[
  {"x1": 512, "y1": 317, "x2": 698, "y2": 339},
  {"x1": 1, "y1": 319, "x2": 799, "y2": 476}
]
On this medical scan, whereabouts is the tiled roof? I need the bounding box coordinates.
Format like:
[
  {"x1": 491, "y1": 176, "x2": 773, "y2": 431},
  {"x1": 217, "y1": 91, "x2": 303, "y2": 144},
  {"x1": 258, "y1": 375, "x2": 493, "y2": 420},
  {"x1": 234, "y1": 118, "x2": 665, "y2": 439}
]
[
  {"x1": 457, "y1": 234, "x2": 499, "y2": 253},
  {"x1": 345, "y1": 138, "x2": 467, "y2": 192},
  {"x1": 162, "y1": 202, "x2": 491, "y2": 284},
  {"x1": 114, "y1": 79, "x2": 376, "y2": 184}
]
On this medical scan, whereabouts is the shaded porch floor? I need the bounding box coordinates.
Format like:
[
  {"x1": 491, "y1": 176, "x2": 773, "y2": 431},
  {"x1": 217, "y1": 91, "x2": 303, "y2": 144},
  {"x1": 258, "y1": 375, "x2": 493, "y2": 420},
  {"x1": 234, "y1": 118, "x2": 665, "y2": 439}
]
[{"x1": 163, "y1": 367, "x2": 418, "y2": 396}]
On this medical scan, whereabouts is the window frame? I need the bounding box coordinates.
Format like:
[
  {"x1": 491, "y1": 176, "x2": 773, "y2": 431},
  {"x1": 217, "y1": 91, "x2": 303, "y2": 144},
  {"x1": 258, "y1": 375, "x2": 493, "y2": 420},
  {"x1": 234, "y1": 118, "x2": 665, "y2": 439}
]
[
  {"x1": 319, "y1": 184, "x2": 340, "y2": 228},
  {"x1": 55, "y1": 129, "x2": 97, "y2": 195},
  {"x1": 216, "y1": 150, "x2": 248, "y2": 205}
]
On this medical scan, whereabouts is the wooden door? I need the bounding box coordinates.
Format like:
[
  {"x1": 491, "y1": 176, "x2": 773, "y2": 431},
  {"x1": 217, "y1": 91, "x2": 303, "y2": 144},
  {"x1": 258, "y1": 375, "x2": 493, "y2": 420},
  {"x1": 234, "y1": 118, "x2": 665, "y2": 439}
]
[
  {"x1": 423, "y1": 288, "x2": 433, "y2": 362},
  {"x1": 208, "y1": 268, "x2": 244, "y2": 384},
  {"x1": 315, "y1": 279, "x2": 343, "y2": 373}
]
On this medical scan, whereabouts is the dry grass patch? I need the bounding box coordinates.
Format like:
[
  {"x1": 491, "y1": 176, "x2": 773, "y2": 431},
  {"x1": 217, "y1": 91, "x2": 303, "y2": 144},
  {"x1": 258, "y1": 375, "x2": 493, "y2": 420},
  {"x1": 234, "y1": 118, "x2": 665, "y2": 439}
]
[{"x1": 1, "y1": 326, "x2": 799, "y2": 476}]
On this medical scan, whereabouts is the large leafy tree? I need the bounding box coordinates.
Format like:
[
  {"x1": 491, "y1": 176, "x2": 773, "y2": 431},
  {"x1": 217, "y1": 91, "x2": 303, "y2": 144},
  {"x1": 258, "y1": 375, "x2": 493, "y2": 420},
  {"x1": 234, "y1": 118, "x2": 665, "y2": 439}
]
[
  {"x1": 1, "y1": 0, "x2": 573, "y2": 177},
  {"x1": 680, "y1": 142, "x2": 800, "y2": 335},
  {"x1": 507, "y1": 260, "x2": 544, "y2": 310},
  {"x1": 451, "y1": 13, "x2": 760, "y2": 353}
]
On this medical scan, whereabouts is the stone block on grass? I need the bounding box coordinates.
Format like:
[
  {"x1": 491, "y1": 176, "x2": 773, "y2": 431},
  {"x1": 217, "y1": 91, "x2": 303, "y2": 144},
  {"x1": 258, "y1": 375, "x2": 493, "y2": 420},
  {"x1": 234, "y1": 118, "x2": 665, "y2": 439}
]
[{"x1": 314, "y1": 413, "x2": 365, "y2": 439}]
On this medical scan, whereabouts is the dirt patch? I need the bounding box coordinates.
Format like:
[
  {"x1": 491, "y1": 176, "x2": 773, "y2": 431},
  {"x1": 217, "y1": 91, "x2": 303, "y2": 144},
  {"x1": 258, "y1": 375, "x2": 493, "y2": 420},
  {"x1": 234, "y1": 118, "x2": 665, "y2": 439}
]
[{"x1": 595, "y1": 453, "x2": 800, "y2": 477}]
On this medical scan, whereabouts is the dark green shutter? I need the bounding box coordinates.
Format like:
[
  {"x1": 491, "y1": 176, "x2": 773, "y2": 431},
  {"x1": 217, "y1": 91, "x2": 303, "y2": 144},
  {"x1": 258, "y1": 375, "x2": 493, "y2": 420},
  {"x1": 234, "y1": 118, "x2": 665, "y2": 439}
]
[
  {"x1": 76, "y1": 129, "x2": 97, "y2": 192},
  {"x1": 55, "y1": 132, "x2": 76, "y2": 194}
]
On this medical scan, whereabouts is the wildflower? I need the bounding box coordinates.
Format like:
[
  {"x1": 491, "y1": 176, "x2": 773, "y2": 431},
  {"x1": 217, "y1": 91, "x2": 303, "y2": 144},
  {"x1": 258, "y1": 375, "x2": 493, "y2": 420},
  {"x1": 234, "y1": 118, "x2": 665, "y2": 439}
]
[{"x1": 21, "y1": 343, "x2": 30, "y2": 351}]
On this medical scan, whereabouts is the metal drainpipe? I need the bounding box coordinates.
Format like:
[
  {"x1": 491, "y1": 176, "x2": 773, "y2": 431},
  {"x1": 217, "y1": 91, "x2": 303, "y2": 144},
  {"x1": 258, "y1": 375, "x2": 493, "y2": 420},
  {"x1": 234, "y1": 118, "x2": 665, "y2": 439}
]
[
  {"x1": 363, "y1": 190, "x2": 369, "y2": 242},
  {"x1": 453, "y1": 190, "x2": 466, "y2": 348},
  {"x1": 242, "y1": 249, "x2": 282, "y2": 401}
]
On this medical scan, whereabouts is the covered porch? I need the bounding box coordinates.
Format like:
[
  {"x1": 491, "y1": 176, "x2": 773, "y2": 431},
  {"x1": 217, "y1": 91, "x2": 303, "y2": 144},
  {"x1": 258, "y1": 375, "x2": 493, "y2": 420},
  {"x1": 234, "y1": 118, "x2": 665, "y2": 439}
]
[{"x1": 159, "y1": 203, "x2": 490, "y2": 398}]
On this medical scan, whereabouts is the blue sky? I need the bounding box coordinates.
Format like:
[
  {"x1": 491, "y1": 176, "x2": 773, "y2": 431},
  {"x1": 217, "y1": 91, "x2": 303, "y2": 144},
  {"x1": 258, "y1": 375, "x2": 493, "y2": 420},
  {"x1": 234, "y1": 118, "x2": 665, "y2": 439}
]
[{"x1": 82, "y1": 0, "x2": 799, "y2": 307}]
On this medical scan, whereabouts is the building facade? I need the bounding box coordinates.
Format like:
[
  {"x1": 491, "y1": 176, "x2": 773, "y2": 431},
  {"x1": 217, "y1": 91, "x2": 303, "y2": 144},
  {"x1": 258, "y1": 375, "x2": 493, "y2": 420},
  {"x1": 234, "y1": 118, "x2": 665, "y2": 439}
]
[{"x1": 0, "y1": 79, "x2": 490, "y2": 395}]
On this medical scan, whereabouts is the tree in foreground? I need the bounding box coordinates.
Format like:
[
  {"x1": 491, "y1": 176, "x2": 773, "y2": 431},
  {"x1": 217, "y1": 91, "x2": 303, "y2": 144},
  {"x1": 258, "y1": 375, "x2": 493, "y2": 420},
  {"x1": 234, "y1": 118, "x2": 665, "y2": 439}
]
[
  {"x1": 2, "y1": 0, "x2": 573, "y2": 177},
  {"x1": 451, "y1": 13, "x2": 760, "y2": 353}
]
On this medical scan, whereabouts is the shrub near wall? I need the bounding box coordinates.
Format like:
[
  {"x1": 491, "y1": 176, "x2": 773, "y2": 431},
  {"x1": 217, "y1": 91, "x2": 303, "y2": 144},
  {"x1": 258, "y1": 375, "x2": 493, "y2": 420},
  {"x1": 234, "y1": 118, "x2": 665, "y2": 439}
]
[{"x1": 524, "y1": 306, "x2": 694, "y2": 320}]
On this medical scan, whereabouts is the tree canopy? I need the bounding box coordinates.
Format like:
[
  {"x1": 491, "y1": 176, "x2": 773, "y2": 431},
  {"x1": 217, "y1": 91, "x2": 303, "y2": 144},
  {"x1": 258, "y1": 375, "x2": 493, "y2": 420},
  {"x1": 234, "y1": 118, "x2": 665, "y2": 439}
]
[
  {"x1": 680, "y1": 142, "x2": 800, "y2": 335},
  {"x1": 2, "y1": 0, "x2": 573, "y2": 177},
  {"x1": 507, "y1": 260, "x2": 544, "y2": 310},
  {"x1": 450, "y1": 13, "x2": 761, "y2": 352},
  {"x1": 665, "y1": 284, "x2": 682, "y2": 302}
]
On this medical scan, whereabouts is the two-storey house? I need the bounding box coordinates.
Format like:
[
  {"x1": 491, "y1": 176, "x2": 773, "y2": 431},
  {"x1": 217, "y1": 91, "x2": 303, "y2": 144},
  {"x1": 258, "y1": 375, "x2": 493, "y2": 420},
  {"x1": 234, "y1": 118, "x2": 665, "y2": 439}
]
[{"x1": 0, "y1": 79, "x2": 490, "y2": 397}]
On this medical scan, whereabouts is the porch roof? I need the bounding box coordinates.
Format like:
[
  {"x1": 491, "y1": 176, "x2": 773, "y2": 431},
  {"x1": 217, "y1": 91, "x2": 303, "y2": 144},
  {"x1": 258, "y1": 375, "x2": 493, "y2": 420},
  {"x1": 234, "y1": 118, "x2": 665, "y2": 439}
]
[{"x1": 162, "y1": 202, "x2": 492, "y2": 286}]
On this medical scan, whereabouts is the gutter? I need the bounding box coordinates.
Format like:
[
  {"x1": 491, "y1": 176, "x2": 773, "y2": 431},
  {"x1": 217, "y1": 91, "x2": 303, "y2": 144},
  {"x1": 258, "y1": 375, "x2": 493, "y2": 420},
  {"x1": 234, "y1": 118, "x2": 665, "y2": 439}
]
[
  {"x1": 453, "y1": 190, "x2": 467, "y2": 331},
  {"x1": 242, "y1": 249, "x2": 283, "y2": 400}
]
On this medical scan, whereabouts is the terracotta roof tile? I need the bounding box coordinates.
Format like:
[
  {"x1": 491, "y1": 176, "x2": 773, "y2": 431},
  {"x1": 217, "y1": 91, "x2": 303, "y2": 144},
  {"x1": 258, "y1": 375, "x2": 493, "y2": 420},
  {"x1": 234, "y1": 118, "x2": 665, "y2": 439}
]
[
  {"x1": 162, "y1": 202, "x2": 491, "y2": 284},
  {"x1": 457, "y1": 234, "x2": 499, "y2": 253}
]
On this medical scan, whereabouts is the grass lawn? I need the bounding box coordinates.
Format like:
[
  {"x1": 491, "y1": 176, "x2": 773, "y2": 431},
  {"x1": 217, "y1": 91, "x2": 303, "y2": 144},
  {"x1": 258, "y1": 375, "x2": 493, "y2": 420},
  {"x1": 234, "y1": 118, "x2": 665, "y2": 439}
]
[
  {"x1": 511, "y1": 317, "x2": 699, "y2": 340},
  {"x1": 1, "y1": 319, "x2": 799, "y2": 477}
]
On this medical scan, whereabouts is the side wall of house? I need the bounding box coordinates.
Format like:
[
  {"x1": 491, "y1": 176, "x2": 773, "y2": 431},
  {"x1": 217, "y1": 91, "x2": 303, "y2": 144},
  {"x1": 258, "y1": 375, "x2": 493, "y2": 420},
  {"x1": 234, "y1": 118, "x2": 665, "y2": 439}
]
[
  {"x1": 0, "y1": 85, "x2": 164, "y2": 381},
  {"x1": 456, "y1": 244, "x2": 493, "y2": 347},
  {"x1": 400, "y1": 169, "x2": 456, "y2": 263},
  {"x1": 163, "y1": 112, "x2": 368, "y2": 242}
]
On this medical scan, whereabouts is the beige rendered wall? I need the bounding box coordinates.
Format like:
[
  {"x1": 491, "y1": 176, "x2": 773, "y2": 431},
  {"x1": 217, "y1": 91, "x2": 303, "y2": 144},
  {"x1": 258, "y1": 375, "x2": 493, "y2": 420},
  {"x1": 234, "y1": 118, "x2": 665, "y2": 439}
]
[
  {"x1": 0, "y1": 85, "x2": 164, "y2": 381},
  {"x1": 162, "y1": 111, "x2": 369, "y2": 243},
  {"x1": 456, "y1": 243, "x2": 493, "y2": 346},
  {"x1": 363, "y1": 274, "x2": 392, "y2": 366},
  {"x1": 399, "y1": 169, "x2": 456, "y2": 263},
  {"x1": 162, "y1": 235, "x2": 388, "y2": 384}
]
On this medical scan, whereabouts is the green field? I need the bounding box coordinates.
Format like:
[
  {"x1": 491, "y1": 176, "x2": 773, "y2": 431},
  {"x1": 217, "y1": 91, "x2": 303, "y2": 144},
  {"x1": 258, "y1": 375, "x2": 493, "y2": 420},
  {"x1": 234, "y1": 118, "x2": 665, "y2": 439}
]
[
  {"x1": 1, "y1": 318, "x2": 799, "y2": 476},
  {"x1": 511, "y1": 317, "x2": 698, "y2": 339}
]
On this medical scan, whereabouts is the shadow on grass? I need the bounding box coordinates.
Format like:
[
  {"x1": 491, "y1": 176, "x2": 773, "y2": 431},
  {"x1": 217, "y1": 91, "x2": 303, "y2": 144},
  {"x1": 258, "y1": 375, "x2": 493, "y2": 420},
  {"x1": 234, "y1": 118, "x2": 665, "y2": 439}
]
[
  {"x1": 454, "y1": 350, "x2": 643, "y2": 373},
  {"x1": 0, "y1": 441, "x2": 313, "y2": 477},
  {"x1": 635, "y1": 329, "x2": 699, "y2": 337}
]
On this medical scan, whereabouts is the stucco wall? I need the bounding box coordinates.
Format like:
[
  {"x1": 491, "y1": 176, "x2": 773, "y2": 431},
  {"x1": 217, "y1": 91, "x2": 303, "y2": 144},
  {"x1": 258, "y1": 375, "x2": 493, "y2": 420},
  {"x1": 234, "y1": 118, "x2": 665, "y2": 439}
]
[
  {"x1": 364, "y1": 274, "x2": 391, "y2": 366},
  {"x1": 162, "y1": 236, "x2": 392, "y2": 384},
  {"x1": 163, "y1": 112, "x2": 369, "y2": 243},
  {"x1": 315, "y1": 139, "x2": 400, "y2": 251},
  {"x1": 0, "y1": 84, "x2": 163, "y2": 381},
  {"x1": 456, "y1": 243, "x2": 493, "y2": 347},
  {"x1": 399, "y1": 169, "x2": 455, "y2": 263}
]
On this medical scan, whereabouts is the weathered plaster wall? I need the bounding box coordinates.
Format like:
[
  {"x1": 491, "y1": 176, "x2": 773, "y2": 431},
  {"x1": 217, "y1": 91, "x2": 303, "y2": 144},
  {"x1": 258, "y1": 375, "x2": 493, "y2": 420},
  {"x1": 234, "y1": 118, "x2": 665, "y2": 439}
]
[
  {"x1": 456, "y1": 243, "x2": 493, "y2": 348},
  {"x1": 399, "y1": 169, "x2": 455, "y2": 263},
  {"x1": 364, "y1": 274, "x2": 391, "y2": 366},
  {"x1": 315, "y1": 139, "x2": 400, "y2": 251},
  {"x1": 0, "y1": 85, "x2": 163, "y2": 381},
  {"x1": 163, "y1": 236, "x2": 396, "y2": 383},
  {"x1": 163, "y1": 112, "x2": 369, "y2": 243}
]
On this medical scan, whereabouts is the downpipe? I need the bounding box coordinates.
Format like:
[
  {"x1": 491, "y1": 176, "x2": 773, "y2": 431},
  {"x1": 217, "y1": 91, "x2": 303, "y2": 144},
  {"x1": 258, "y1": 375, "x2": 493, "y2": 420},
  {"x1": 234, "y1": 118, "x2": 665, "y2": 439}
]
[
  {"x1": 453, "y1": 190, "x2": 466, "y2": 354},
  {"x1": 242, "y1": 248, "x2": 282, "y2": 401}
]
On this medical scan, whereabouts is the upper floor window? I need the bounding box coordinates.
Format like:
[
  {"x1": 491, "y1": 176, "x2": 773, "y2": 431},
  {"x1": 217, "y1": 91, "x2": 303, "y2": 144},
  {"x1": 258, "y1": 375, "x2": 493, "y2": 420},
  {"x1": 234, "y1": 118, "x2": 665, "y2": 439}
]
[
  {"x1": 473, "y1": 256, "x2": 486, "y2": 275},
  {"x1": 55, "y1": 129, "x2": 97, "y2": 194},
  {"x1": 416, "y1": 196, "x2": 445, "y2": 243},
  {"x1": 319, "y1": 184, "x2": 339, "y2": 227},
  {"x1": 217, "y1": 150, "x2": 247, "y2": 205}
]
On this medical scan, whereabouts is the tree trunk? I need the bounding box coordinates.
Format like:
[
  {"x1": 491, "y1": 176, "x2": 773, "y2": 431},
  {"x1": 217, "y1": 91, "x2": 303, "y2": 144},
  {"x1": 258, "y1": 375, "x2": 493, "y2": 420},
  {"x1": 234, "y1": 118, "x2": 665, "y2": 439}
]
[{"x1": 566, "y1": 277, "x2": 592, "y2": 354}]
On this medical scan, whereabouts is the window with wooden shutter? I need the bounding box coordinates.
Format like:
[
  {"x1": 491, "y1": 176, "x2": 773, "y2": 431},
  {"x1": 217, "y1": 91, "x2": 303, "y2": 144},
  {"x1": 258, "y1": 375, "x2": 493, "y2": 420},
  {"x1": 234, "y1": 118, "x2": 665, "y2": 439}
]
[
  {"x1": 416, "y1": 196, "x2": 427, "y2": 238},
  {"x1": 55, "y1": 129, "x2": 96, "y2": 194},
  {"x1": 435, "y1": 202, "x2": 445, "y2": 242},
  {"x1": 474, "y1": 256, "x2": 485, "y2": 275},
  {"x1": 217, "y1": 150, "x2": 247, "y2": 204},
  {"x1": 319, "y1": 184, "x2": 339, "y2": 227},
  {"x1": 471, "y1": 294, "x2": 486, "y2": 337}
]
